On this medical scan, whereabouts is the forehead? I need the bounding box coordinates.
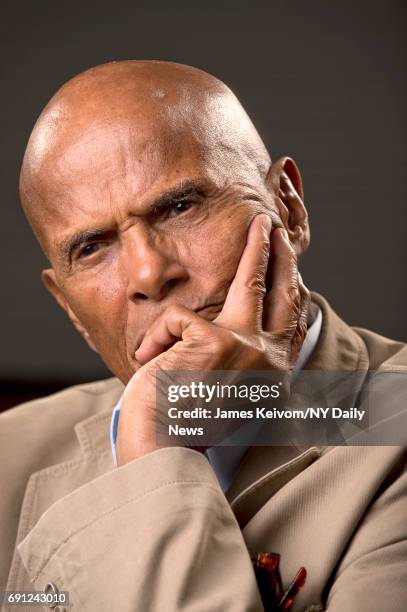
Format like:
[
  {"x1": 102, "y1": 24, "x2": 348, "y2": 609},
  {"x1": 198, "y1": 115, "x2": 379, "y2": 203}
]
[
  {"x1": 47, "y1": 115, "x2": 204, "y2": 194},
  {"x1": 34, "y1": 116, "x2": 220, "y2": 248}
]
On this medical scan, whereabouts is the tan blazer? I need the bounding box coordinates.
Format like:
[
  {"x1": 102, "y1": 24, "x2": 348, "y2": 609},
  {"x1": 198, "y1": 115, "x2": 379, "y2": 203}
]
[{"x1": 1, "y1": 293, "x2": 406, "y2": 612}]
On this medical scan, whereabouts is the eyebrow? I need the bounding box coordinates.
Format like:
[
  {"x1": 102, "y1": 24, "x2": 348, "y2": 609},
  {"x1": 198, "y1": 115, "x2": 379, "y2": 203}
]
[
  {"x1": 147, "y1": 179, "x2": 207, "y2": 213},
  {"x1": 58, "y1": 228, "x2": 111, "y2": 264},
  {"x1": 57, "y1": 179, "x2": 208, "y2": 265}
]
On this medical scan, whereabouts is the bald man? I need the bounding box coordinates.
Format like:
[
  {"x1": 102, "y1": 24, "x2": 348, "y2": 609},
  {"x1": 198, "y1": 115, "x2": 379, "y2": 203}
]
[{"x1": 1, "y1": 61, "x2": 406, "y2": 612}]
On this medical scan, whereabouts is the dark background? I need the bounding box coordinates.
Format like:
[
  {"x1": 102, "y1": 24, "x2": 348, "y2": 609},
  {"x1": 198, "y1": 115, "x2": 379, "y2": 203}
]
[{"x1": 1, "y1": 0, "x2": 406, "y2": 409}]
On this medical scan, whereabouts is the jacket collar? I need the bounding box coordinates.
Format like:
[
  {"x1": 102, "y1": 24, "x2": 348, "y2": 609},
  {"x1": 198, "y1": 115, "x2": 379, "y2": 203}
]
[
  {"x1": 306, "y1": 292, "x2": 369, "y2": 371},
  {"x1": 75, "y1": 407, "x2": 117, "y2": 457}
]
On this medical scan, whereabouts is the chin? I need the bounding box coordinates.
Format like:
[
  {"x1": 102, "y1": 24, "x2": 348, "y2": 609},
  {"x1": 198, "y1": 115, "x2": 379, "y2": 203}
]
[{"x1": 103, "y1": 355, "x2": 138, "y2": 385}]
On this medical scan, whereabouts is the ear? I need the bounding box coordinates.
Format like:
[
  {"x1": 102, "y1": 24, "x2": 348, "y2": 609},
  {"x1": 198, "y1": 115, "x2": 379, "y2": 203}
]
[
  {"x1": 41, "y1": 268, "x2": 98, "y2": 353},
  {"x1": 266, "y1": 157, "x2": 310, "y2": 256}
]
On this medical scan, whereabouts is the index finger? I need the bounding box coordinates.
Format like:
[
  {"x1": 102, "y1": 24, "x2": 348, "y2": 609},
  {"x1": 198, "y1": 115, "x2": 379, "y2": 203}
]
[
  {"x1": 263, "y1": 228, "x2": 301, "y2": 333},
  {"x1": 215, "y1": 213, "x2": 272, "y2": 332}
]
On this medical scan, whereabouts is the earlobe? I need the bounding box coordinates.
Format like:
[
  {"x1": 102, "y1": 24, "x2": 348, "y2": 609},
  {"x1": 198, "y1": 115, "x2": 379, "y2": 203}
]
[
  {"x1": 266, "y1": 157, "x2": 310, "y2": 256},
  {"x1": 41, "y1": 268, "x2": 98, "y2": 353}
]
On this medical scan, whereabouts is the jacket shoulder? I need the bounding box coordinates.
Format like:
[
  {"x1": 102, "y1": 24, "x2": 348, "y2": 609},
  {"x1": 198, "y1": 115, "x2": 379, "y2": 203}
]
[
  {"x1": 353, "y1": 326, "x2": 407, "y2": 370},
  {"x1": 0, "y1": 378, "x2": 124, "y2": 467}
]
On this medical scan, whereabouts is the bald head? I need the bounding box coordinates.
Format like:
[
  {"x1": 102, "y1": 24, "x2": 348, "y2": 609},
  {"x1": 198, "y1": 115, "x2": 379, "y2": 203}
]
[{"x1": 20, "y1": 60, "x2": 271, "y2": 253}]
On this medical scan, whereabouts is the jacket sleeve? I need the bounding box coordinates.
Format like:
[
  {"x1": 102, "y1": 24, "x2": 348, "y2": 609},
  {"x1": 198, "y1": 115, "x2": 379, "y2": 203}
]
[{"x1": 18, "y1": 447, "x2": 264, "y2": 612}]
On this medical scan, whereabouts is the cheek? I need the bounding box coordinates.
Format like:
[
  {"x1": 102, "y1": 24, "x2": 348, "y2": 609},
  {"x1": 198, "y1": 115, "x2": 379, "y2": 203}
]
[
  {"x1": 184, "y1": 203, "x2": 253, "y2": 285},
  {"x1": 65, "y1": 266, "x2": 126, "y2": 344},
  {"x1": 68, "y1": 275, "x2": 133, "y2": 380}
]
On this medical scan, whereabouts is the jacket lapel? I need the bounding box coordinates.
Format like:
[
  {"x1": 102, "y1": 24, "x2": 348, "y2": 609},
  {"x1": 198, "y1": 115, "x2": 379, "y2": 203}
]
[
  {"x1": 225, "y1": 292, "x2": 370, "y2": 527},
  {"x1": 242, "y1": 444, "x2": 402, "y2": 610},
  {"x1": 228, "y1": 446, "x2": 321, "y2": 527}
]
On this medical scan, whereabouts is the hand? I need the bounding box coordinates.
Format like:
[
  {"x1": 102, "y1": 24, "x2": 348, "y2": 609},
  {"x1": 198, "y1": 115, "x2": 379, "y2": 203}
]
[{"x1": 116, "y1": 214, "x2": 310, "y2": 465}]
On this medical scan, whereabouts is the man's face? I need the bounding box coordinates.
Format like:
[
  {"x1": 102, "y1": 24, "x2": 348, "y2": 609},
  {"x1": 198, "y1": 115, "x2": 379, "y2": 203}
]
[{"x1": 39, "y1": 115, "x2": 272, "y2": 383}]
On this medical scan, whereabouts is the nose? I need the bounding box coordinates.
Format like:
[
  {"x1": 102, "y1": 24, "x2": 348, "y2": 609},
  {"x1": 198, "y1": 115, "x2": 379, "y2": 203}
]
[{"x1": 123, "y1": 225, "x2": 188, "y2": 302}]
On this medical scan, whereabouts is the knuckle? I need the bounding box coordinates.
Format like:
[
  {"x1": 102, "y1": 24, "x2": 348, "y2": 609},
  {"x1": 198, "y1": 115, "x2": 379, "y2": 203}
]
[
  {"x1": 207, "y1": 329, "x2": 230, "y2": 354},
  {"x1": 210, "y1": 335, "x2": 223, "y2": 354},
  {"x1": 285, "y1": 252, "x2": 299, "y2": 277},
  {"x1": 254, "y1": 334, "x2": 270, "y2": 355},
  {"x1": 244, "y1": 273, "x2": 266, "y2": 296},
  {"x1": 165, "y1": 303, "x2": 185, "y2": 319},
  {"x1": 260, "y1": 237, "x2": 270, "y2": 258},
  {"x1": 286, "y1": 284, "x2": 301, "y2": 311},
  {"x1": 288, "y1": 255, "x2": 298, "y2": 276},
  {"x1": 298, "y1": 277, "x2": 310, "y2": 300},
  {"x1": 297, "y1": 313, "x2": 308, "y2": 336},
  {"x1": 301, "y1": 284, "x2": 311, "y2": 301},
  {"x1": 286, "y1": 241, "x2": 297, "y2": 261}
]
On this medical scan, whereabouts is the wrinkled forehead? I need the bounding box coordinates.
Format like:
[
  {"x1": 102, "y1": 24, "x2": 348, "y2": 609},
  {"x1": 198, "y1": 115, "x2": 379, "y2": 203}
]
[
  {"x1": 22, "y1": 111, "x2": 231, "y2": 257},
  {"x1": 42, "y1": 114, "x2": 207, "y2": 197},
  {"x1": 38, "y1": 87, "x2": 255, "y2": 182}
]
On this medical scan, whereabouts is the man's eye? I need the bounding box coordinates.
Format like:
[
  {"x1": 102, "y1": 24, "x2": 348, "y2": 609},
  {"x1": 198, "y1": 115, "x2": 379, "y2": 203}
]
[
  {"x1": 168, "y1": 201, "x2": 192, "y2": 217},
  {"x1": 78, "y1": 243, "x2": 101, "y2": 258},
  {"x1": 152, "y1": 201, "x2": 193, "y2": 220}
]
